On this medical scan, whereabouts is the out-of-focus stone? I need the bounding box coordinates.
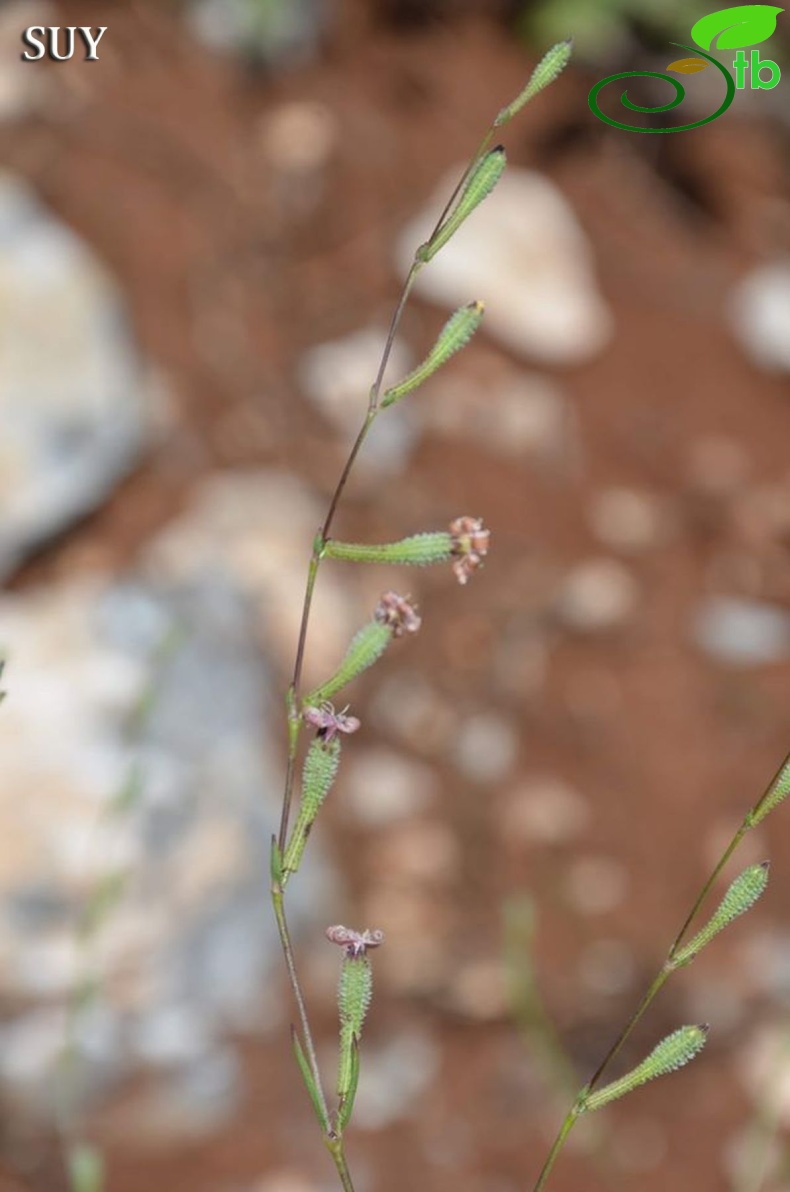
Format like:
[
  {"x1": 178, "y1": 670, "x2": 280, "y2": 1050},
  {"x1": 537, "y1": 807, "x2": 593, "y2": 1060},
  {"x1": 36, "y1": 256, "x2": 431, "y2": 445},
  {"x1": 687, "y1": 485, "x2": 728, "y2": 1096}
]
[
  {"x1": 564, "y1": 856, "x2": 629, "y2": 916},
  {"x1": 350, "y1": 1027, "x2": 440, "y2": 1129},
  {"x1": 260, "y1": 101, "x2": 337, "y2": 175},
  {"x1": 342, "y1": 749, "x2": 437, "y2": 826},
  {"x1": 0, "y1": 172, "x2": 152, "y2": 580},
  {"x1": 729, "y1": 261, "x2": 790, "y2": 372},
  {"x1": 0, "y1": 566, "x2": 339, "y2": 1115},
  {"x1": 396, "y1": 168, "x2": 613, "y2": 365},
  {"x1": 454, "y1": 712, "x2": 518, "y2": 783},
  {"x1": 499, "y1": 777, "x2": 591, "y2": 847},
  {"x1": 366, "y1": 820, "x2": 460, "y2": 886},
  {"x1": 188, "y1": 0, "x2": 326, "y2": 67},
  {"x1": 420, "y1": 372, "x2": 576, "y2": 466},
  {"x1": 554, "y1": 558, "x2": 639, "y2": 633},
  {"x1": 588, "y1": 487, "x2": 672, "y2": 553},
  {"x1": 692, "y1": 596, "x2": 790, "y2": 665}
]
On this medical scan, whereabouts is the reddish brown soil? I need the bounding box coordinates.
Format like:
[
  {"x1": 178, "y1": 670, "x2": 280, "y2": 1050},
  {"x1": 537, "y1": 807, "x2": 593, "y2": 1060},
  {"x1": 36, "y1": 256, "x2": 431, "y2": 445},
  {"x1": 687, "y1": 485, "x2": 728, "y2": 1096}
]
[{"x1": 1, "y1": 3, "x2": 789, "y2": 1191}]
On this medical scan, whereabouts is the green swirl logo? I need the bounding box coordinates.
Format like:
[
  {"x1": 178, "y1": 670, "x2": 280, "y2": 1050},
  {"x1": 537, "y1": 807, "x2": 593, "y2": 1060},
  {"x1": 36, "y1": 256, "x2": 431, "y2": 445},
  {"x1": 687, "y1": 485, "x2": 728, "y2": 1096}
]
[{"x1": 588, "y1": 5, "x2": 783, "y2": 133}]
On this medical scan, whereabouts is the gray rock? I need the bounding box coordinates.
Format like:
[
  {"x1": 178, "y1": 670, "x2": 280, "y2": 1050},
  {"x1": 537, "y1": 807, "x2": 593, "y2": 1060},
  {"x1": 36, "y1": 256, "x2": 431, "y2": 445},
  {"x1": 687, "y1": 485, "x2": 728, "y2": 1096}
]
[
  {"x1": 0, "y1": 172, "x2": 150, "y2": 580},
  {"x1": 692, "y1": 596, "x2": 790, "y2": 665},
  {"x1": 0, "y1": 562, "x2": 339, "y2": 1113}
]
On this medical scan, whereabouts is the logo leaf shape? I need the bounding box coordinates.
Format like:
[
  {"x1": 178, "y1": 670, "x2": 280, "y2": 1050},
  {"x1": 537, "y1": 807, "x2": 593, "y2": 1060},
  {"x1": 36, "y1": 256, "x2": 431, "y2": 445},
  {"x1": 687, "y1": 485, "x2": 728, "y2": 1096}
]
[
  {"x1": 691, "y1": 4, "x2": 783, "y2": 50},
  {"x1": 667, "y1": 57, "x2": 710, "y2": 72}
]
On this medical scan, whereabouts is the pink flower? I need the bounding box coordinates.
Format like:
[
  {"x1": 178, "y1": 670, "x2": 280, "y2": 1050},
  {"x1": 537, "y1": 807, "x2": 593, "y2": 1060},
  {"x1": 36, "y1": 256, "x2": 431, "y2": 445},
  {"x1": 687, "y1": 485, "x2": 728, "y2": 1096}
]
[{"x1": 449, "y1": 516, "x2": 490, "y2": 585}]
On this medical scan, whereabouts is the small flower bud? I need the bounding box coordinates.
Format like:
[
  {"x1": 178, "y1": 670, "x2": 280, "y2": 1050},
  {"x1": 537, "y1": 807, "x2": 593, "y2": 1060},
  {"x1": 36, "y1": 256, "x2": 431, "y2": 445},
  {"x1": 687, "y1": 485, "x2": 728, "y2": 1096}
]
[
  {"x1": 583, "y1": 1024, "x2": 708, "y2": 1113},
  {"x1": 748, "y1": 753, "x2": 790, "y2": 827},
  {"x1": 324, "y1": 532, "x2": 453, "y2": 567},
  {"x1": 449, "y1": 516, "x2": 490, "y2": 585},
  {"x1": 282, "y1": 737, "x2": 342, "y2": 881},
  {"x1": 417, "y1": 150, "x2": 506, "y2": 264},
  {"x1": 330, "y1": 928, "x2": 382, "y2": 1111},
  {"x1": 495, "y1": 40, "x2": 573, "y2": 127},
  {"x1": 305, "y1": 617, "x2": 393, "y2": 706},
  {"x1": 374, "y1": 591, "x2": 421, "y2": 637},
  {"x1": 672, "y1": 862, "x2": 770, "y2": 968},
  {"x1": 381, "y1": 301, "x2": 485, "y2": 404}
]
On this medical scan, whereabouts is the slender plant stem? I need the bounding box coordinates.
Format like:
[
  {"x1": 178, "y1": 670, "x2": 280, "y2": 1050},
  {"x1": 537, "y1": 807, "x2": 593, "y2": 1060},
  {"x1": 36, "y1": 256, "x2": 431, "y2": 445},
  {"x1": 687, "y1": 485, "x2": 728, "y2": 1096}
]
[
  {"x1": 271, "y1": 889, "x2": 331, "y2": 1127},
  {"x1": 532, "y1": 1104, "x2": 582, "y2": 1192},
  {"x1": 326, "y1": 1138, "x2": 357, "y2": 1192},
  {"x1": 529, "y1": 754, "x2": 789, "y2": 1192},
  {"x1": 271, "y1": 103, "x2": 543, "y2": 1192}
]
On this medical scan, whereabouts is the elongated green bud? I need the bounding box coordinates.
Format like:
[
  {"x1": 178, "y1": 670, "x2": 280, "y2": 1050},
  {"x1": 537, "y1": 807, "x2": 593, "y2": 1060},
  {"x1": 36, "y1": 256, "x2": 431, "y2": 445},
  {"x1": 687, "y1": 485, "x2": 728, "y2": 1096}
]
[
  {"x1": 337, "y1": 955, "x2": 373, "y2": 1102},
  {"x1": 672, "y1": 863, "x2": 770, "y2": 968},
  {"x1": 305, "y1": 620, "x2": 392, "y2": 706},
  {"x1": 495, "y1": 40, "x2": 573, "y2": 127},
  {"x1": 748, "y1": 754, "x2": 790, "y2": 827},
  {"x1": 325, "y1": 532, "x2": 453, "y2": 567},
  {"x1": 583, "y1": 1024, "x2": 708, "y2": 1113},
  {"x1": 305, "y1": 593, "x2": 421, "y2": 705},
  {"x1": 282, "y1": 738, "x2": 342, "y2": 881},
  {"x1": 417, "y1": 148, "x2": 506, "y2": 264},
  {"x1": 381, "y1": 302, "x2": 485, "y2": 405}
]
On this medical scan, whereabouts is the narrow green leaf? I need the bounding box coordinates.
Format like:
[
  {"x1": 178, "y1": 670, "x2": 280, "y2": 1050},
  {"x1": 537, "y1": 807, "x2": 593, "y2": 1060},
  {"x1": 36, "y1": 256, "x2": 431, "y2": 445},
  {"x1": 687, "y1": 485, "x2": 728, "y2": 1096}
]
[
  {"x1": 417, "y1": 149, "x2": 506, "y2": 263},
  {"x1": 672, "y1": 862, "x2": 770, "y2": 967},
  {"x1": 381, "y1": 303, "x2": 485, "y2": 405},
  {"x1": 749, "y1": 754, "x2": 790, "y2": 827},
  {"x1": 337, "y1": 1038, "x2": 361, "y2": 1132},
  {"x1": 324, "y1": 532, "x2": 454, "y2": 566},
  {"x1": 495, "y1": 40, "x2": 573, "y2": 126},
  {"x1": 583, "y1": 1024, "x2": 709, "y2": 1113},
  {"x1": 305, "y1": 619, "x2": 392, "y2": 706},
  {"x1": 291, "y1": 1026, "x2": 330, "y2": 1132}
]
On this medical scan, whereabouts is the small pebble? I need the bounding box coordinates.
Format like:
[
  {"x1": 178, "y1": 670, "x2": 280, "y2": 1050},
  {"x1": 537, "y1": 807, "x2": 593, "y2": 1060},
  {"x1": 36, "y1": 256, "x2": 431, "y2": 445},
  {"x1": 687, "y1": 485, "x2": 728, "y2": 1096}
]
[
  {"x1": 555, "y1": 558, "x2": 639, "y2": 633},
  {"x1": 564, "y1": 856, "x2": 629, "y2": 916}
]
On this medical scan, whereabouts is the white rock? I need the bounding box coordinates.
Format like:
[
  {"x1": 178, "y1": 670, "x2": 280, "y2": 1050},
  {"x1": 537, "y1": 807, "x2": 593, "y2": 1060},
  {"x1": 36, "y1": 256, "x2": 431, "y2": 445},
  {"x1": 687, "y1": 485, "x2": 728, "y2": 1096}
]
[
  {"x1": 564, "y1": 856, "x2": 629, "y2": 915},
  {"x1": 342, "y1": 748, "x2": 437, "y2": 826},
  {"x1": 454, "y1": 713, "x2": 518, "y2": 783},
  {"x1": 588, "y1": 487, "x2": 671, "y2": 553},
  {"x1": 396, "y1": 168, "x2": 612, "y2": 365},
  {"x1": 555, "y1": 558, "x2": 639, "y2": 633},
  {"x1": 738, "y1": 1023, "x2": 790, "y2": 1126},
  {"x1": 0, "y1": 172, "x2": 151, "y2": 579},
  {"x1": 421, "y1": 371, "x2": 575, "y2": 465},
  {"x1": 500, "y1": 777, "x2": 591, "y2": 846},
  {"x1": 729, "y1": 261, "x2": 790, "y2": 372},
  {"x1": 692, "y1": 596, "x2": 790, "y2": 665}
]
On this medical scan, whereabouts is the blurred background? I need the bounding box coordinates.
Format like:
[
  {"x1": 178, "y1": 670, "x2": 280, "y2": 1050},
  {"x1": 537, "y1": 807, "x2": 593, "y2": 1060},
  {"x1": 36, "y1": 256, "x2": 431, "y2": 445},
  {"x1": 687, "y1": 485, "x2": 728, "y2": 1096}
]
[{"x1": 0, "y1": 1, "x2": 788, "y2": 1189}]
